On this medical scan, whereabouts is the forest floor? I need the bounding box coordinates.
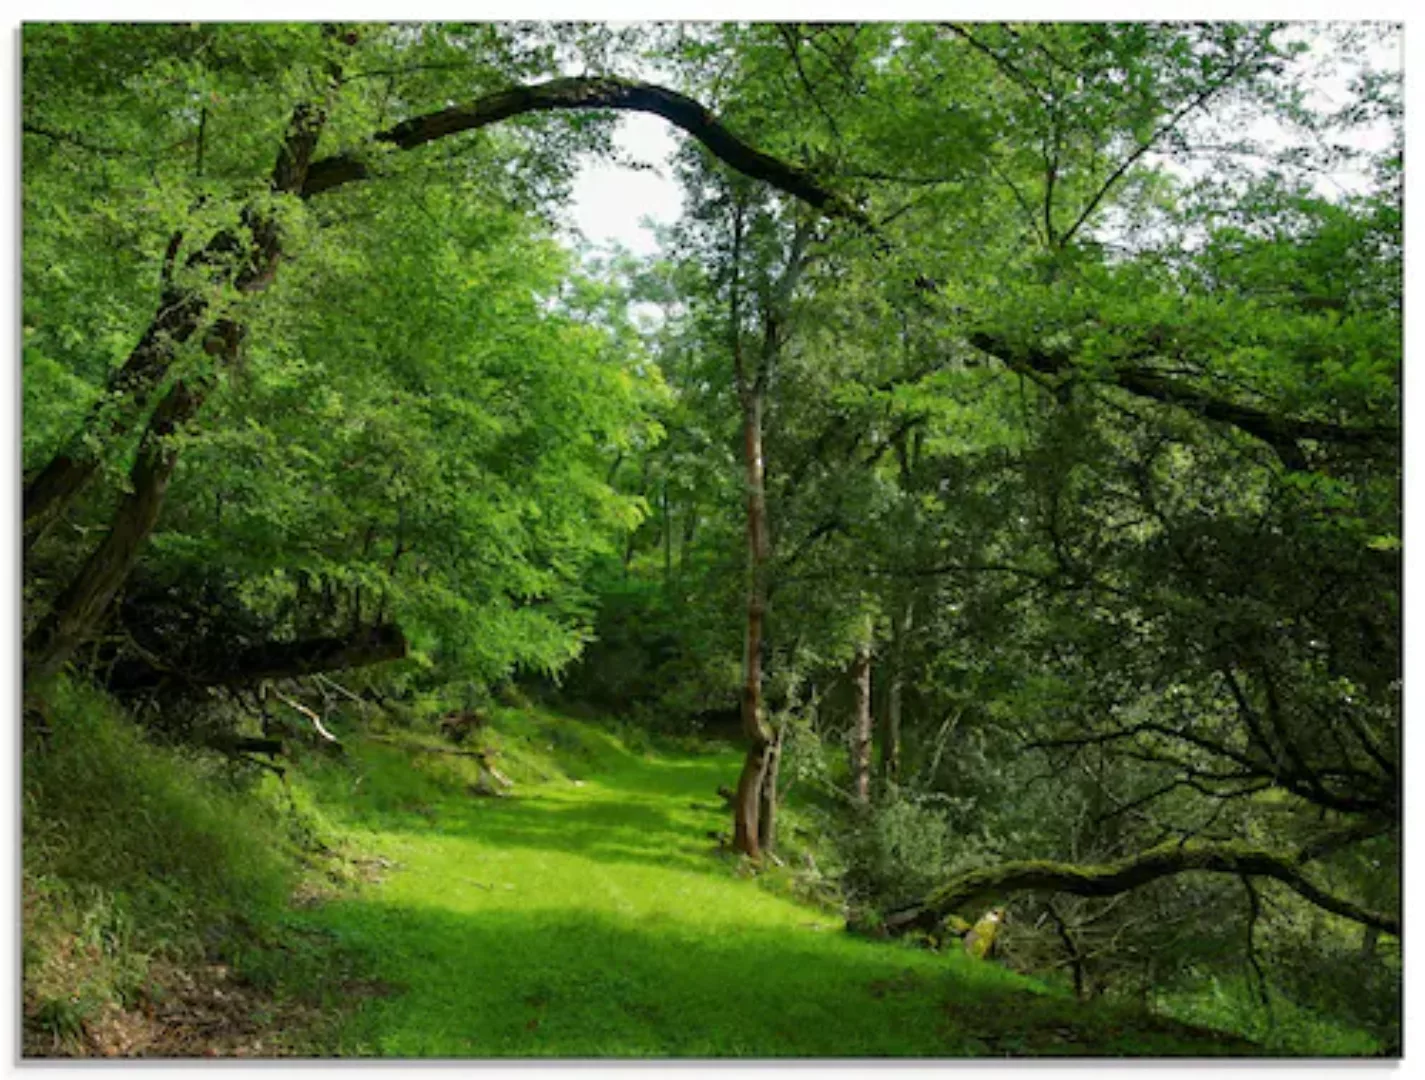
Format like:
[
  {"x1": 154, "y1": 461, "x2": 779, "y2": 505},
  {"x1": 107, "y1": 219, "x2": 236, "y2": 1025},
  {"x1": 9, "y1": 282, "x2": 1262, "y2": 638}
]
[{"x1": 228, "y1": 708, "x2": 1263, "y2": 1059}]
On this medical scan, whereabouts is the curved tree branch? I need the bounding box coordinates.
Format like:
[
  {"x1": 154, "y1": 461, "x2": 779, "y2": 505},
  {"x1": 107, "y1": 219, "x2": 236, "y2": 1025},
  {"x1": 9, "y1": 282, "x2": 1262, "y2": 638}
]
[
  {"x1": 886, "y1": 839, "x2": 1399, "y2": 938},
  {"x1": 301, "y1": 76, "x2": 870, "y2": 230}
]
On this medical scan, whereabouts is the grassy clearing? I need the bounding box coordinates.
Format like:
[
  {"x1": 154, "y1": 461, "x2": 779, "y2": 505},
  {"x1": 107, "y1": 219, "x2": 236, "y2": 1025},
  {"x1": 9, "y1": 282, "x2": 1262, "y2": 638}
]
[
  {"x1": 269, "y1": 706, "x2": 1262, "y2": 1057},
  {"x1": 20, "y1": 689, "x2": 1285, "y2": 1058}
]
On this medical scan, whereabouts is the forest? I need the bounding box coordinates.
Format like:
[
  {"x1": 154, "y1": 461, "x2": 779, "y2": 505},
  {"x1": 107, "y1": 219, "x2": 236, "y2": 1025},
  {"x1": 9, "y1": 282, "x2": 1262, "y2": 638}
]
[{"x1": 21, "y1": 21, "x2": 1401, "y2": 1058}]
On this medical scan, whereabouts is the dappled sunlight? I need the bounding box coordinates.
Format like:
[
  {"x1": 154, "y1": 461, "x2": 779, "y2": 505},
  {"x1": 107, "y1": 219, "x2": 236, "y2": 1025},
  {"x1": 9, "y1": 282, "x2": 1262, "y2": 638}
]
[
  {"x1": 321, "y1": 758, "x2": 741, "y2": 879},
  {"x1": 286, "y1": 727, "x2": 1251, "y2": 1057}
]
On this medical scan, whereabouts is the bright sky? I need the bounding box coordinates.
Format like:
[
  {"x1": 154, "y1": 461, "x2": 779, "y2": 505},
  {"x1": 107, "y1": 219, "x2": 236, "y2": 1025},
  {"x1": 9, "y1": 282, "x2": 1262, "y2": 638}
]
[
  {"x1": 564, "y1": 24, "x2": 1402, "y2": 260},
  {"x1": 566, "y1": 113, "x2": 684, "y2": 257}
]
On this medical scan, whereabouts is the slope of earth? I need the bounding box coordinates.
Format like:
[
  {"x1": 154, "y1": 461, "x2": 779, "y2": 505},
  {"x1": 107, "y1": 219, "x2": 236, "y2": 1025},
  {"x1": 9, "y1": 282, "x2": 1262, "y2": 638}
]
[{"x1": 270, "y1": 709, "x2": 1261, "y2": 1058}]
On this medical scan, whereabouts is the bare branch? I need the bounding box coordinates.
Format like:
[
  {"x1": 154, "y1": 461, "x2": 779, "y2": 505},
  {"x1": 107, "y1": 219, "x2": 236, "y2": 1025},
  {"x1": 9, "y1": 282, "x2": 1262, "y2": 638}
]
[
  {"x1": 271, "y1": 686, "x2": 342, "y2": 745},
  {"x1": 1059, "y1": 43, "x2": 1266, "y2": 248}
]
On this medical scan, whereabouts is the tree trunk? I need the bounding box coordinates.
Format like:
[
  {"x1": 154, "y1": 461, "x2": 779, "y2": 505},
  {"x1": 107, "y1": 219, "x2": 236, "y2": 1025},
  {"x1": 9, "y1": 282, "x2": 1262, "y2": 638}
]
[
  {"x1": 881, "y1": 596, "x2": 912, "y2": 782},
  {"x1": 661, "y1": 480, "x2": 672, "y2": 584},
  {"x1": 23, "y1": 290, "x2": 208, "y2": 542},
  {"x1": 24, "y1": 377, "x2": 207, "y2": 684},
  {"x1": 758, "y1": 721, "x2": 784, "y2": 855},
  {"x1": 22, "y1": 97, "x2": 334, "y2": 681},
  {"x1": 851, "y1": 620, "x2": 874, "y2": 805},
  {"x1": 1046, "y1": 901, "x2": 1086, "y2": 1000},
  {"x1": 727, "y1": 210, "x2": 809, "y2": 860},
  {"x1": 23, "y1": 101, "x2": 330, "y2": 539},
  {"x1": 733, "y1": 386, "x2": 774, "y2": 859}
]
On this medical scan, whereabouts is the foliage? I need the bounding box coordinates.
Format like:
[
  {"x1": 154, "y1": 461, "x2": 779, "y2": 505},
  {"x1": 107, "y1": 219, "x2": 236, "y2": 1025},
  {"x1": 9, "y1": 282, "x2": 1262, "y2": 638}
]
[
  {"x1": 836, "y1": 793, "x2": 960, "y2": 908},
  {"x1": 21, "y1": 18, "x2": 1400, "y2": 1059}
]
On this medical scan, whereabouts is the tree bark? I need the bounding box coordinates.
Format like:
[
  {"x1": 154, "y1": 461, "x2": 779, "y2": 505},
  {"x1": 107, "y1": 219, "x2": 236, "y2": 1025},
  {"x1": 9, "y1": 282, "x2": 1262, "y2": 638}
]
[
  {"x1": 732, "y1": 384, "x2": 774, "y2": 859},
  {"x1": 851, "y1": 620, "x2": 874, "y2": 805},
  {"x1": 758, "y1": 722, "x2": 784, "y2": 855},
  {"x1": 661, "y1": 480, "x2": 673, "y2": 584},
  {"x1": 25, "y1": 377, "x2": 207, "y2": 683},
  {"x1": 881, "y1": 596, "x2": 912, "y2": 782},
  {"x1": 23, "y1": 290, "x2": 207, "y2": 541}
]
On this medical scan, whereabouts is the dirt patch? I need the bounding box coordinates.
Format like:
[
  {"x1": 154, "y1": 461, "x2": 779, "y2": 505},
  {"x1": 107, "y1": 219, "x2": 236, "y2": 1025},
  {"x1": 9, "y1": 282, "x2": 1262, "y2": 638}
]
[
  {"x1": 24, "y1": 961, "x2": 322, "y2": 1059},
  {"x1": 290, "y1": 877, "x2": 338, "y2": 909},
  {"x1": 340, "y1": 977, "x2": 402, "y2": 1000},
  {"x1": 350, "y1": 853, "x2": 398, "y2": 882}
]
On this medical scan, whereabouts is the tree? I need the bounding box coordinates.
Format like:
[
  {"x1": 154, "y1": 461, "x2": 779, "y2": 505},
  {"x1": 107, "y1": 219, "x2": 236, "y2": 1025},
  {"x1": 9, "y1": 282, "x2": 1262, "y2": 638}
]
[{"x1": 21, "y1": 24, "x2": 870, "y2": 687}]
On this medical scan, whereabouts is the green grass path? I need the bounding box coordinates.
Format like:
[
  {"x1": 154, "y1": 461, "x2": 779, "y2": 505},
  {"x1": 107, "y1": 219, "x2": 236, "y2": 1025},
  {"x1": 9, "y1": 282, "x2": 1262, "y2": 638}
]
[{"x1": 286, "y1": 723, "x2": 1254, "y2": 1058}]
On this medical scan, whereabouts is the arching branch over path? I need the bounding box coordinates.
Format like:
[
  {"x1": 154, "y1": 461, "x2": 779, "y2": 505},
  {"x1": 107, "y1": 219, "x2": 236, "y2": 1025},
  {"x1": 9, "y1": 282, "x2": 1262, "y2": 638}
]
[
  {"x1": 23, "y1": 76, "x2": 866, "y2": 542},
  {"x1": 21, "y1": 73, "x2": 868, "y2": 686},
  {"x1": 884, "y1": 839, "x2": 1400, "y2": 938},
  {"x1": 300, "y1": 75, "x2": 871, "y2": 229},
  {"x1": 23, "y1": 66, "x2": 1395, "y2": 684}
]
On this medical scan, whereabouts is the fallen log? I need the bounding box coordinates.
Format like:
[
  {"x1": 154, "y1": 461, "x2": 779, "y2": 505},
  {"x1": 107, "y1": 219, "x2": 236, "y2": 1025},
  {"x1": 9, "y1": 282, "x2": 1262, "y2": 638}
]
[{"x1": 209, "y1": 734, "x2": 285, "y2": 758}]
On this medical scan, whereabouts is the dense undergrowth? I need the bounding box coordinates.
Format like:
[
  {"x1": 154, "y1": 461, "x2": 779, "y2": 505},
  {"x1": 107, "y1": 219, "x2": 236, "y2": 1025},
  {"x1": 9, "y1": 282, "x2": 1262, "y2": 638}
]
[{"x1": 21, "y1": 676, "x2": 1387, "y2": 1057}]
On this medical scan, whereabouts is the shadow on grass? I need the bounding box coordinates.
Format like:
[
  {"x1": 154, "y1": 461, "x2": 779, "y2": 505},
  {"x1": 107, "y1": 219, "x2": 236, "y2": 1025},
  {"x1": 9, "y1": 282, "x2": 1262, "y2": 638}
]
[{"x1": 290, "y1": 900, "x2": 1260, "y2": 1059}]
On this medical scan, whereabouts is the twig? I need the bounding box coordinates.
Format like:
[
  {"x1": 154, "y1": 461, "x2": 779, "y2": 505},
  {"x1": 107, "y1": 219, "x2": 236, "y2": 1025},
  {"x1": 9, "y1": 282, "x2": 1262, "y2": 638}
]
[
  {"x1": 270, "y1": 686, "x2": 341, "y2": 744},
  {"x1": 366, "y1": 734, "x2": 513, "y2": 787},
  {"x1": 313, "y1": 672, "x2": 368, "y2": 708}
]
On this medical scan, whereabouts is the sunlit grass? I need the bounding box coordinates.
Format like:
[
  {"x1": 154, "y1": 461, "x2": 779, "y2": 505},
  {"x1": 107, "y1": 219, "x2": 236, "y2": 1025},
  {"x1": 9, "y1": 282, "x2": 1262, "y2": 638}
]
[{"x1": 272, "y1": 710, "x2": 1268, "y2": 1057}]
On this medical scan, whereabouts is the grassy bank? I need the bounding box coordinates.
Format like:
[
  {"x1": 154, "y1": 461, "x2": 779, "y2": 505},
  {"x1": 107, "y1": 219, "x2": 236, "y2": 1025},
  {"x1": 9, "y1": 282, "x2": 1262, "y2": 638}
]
[{"x1": 23, "y1": 682, "x2": 1366, "y2": 1058}]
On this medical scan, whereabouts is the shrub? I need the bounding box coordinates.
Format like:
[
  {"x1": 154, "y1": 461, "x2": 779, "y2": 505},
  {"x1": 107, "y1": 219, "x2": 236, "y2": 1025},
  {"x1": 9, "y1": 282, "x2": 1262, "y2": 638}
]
[{"x1": 836, "y1": 792, "x2": 957, "y2": 908}]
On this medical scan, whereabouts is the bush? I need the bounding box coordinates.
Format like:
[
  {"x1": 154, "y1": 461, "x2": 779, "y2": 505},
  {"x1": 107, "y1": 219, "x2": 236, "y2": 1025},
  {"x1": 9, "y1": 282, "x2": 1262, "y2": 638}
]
[{"x1": 836, "y1": 793, "x2": 958, "y2": 908}]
